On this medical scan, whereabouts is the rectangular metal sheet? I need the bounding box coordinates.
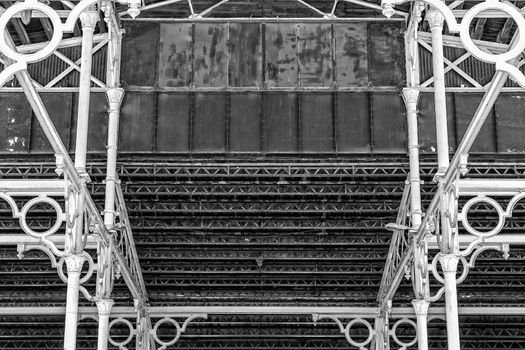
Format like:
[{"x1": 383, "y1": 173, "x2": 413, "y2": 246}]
[
  {"x1": 156, "y1": 93, "x2": 191, "y2": 152},
  {"x1": 120, "y1": 92, "x2": 156, "y2": 151},
  {"x1": 230, "y1": 92, "x2": 261, "y2": 152},
  {"x1": 301, "y1": 92, "x2": 333, "y2": 152},
  {"x1": 69, "y1": 93, "x2": 108, "y2": 152},
  {"x1": 158, "y1": 23, "x2": 193, "y2": 88},
  {"x1": 334, "y1": 23, "x2": 368, "y2": 87},
  {"x1": 264, "y1": 92, "x2": 298, "y2": 152},
  {"x1": 336, "y1": 92, "x2": 371, "y2": 152},
  {"x1": 454, "y1": 92, "x2": 497, "y2": 152},
  {"x1": 297, "y1": 23, "x2": 332, "y2": 87},
  {"x1": 495, "y1": 93, "x2": 525, "y2": 152},
  {"x1": 0, "y1": 93, "x2": 31, "y2": 153},
  {"x1": 193, "y1": 23, "x2": 229, "y2": 87},
  {"x1": 193, "y1": 93, "x2": 226, "y2": 152},
  {"x1": 30, "y1": 93, "x2": 73, "y2": 153},
  {"x1": 417, "y1": 92, "x2": 457, "y2": 153},
  {"x1": 367, "y1": 23, "x2": 405, "y2": 87},
  {"x1": 121, "y1": 22, "x2": 160, "y2": 87},
  {"x1": 265, "y1": 23, "x2": 298, "y2": 88},
  {"x1": 371, "y1": 92, "x2": 406, "y2": 152},
  {"x1": 228, "y1": 23, "x2": 263, "y2": 87}
]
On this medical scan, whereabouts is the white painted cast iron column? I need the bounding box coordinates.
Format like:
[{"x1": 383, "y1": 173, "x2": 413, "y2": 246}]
[
  {"x1": 64, "y1": 255, "x2": 86, "y2": 350},
  {"x1": 74, "y1": 11, "x2": 99, "y2": 174},
  {"x1": 440, "y1": 254, "x2": 461, "y2": 350},
  {"x1": 412, "y1": 300, "x2": 430, "y2": 350},
  {"x1": 403, "y1": 88, "x2": 430, "y2": 350},
  {"x1": 426, "y1": 10, "x2": 450, "y2": 173},
  {"x1": 96, "y1": 299, "x2": 114, "y2": 350},
  {"x1": 103, "y1": 88, "x2": 125, "y2": 227}
]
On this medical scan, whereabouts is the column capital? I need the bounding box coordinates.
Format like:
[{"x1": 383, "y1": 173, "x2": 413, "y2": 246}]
[
  {"x1": 426, "y1": 10, "x2": 444, "y2": 30},
  {"x1": 439, "y1": 254, "x2": 459, "y2": 273},
  {"x1": 80, "y1": 11, "x2": 99, "y2": 31},
  {"x1": 96, "y1": 299, "x2": 115, "y2": 316},
  {"x1": 411, "y1": 299, "x2": 430, "y2": 316},
  {"x1": 65, "y1": 254, "x2": 86, "y2": 273},
  {"x1": 402, "y1": 87, "x2": 420, "y2": 107},
  {"x1": 106, "y1": 88, "x2": 125, "y2": 110}
]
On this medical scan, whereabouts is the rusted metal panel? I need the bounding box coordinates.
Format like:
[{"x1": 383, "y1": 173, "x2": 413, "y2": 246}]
[
  {"x1": 334, "y1": 23, "x2": 368, "y2": 87},
  {"x1": 230, "y1": 92, "x2": 261, "y2": 152},
  {"x1": 367, "y1": 23, "x2": 404, "y2": 86},
  {"x1": 158, "y1": 23, "x2": 193, "y2": 88},
  {"x1": 121, "y1": 22, "x2": 159, "y2": 87},
  {"x1": 417, "y1": 92, "x2": 457, "y2": 153},
  {"x1": 69, "y1": 93, "x2": 108, "y2": 152},
  {"x1": 193, "y1": 93, "x2": 227, "y2": 151},
  {"x1": 156, "y1": 93, "x2": 191, "y2": 152},
  {"x1": 228, "y1": 23, "x2": 263, "y2": 87},
  {"x1": 120, "y1": 92, "x2": 156, "y2": 151},
  {"x1": 30, "y1": 93, "x2": 73, "y2": 153},
  {"x1": 194, "y1": 23, "x2": 229, "y2": 87},
  {"x1": 264, "y1": 92, "x2": 298, "y2": 152},
  {"x1": 371, "y1": 92, "x2": 406, "y2": 152},
  {"x1": 0, "y1": 93, "x2": 31, "y2": 152},
  {"x1": 265, "y1": 23, "x2": 298, "y2": 88},
  {"x1": 297, "y1": 23, "x2": 332, "y2": 87},
  {"x1": 454, "y1": 92, "x2": 496, "y2": 152},
  {"x1": 494, "y1": 93, "x2": 525, "y2": 152},
  {"x1": 301, "y1": 92, "x2": 333, "y2": 152},
  {"x1": 336, "y1": 92, "x2": 371, "y2": 152}
]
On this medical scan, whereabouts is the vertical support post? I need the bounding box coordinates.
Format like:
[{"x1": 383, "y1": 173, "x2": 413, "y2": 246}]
[
  {"x1": 96, "y1": 299, "x2": 115, "y2": 350},
  {"x1": 412, "y1": 300, "x2": 430, "y2": 350},
  {"x1": 440, "y1": 254, "x2": 461, "y2": 350},
  {"x1": 64, "y1": 255, "x2": 86, "y2": 350},
  {"x1": 426, "y1": 10, "x2": 449, "y2": 175},
  {"x1": 74, "y1": 11, "x2": 99, "y2": 175},
  {"x1": 104, "y1": 88, "x2": 125, "y2": 227}
]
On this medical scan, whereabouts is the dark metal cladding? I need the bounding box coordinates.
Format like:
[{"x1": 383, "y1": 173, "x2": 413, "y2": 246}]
[
  {"x1": 193, "y1": 23, "x2": 229, "y2": 87},
  {"x1": 228, "y1": 23, "x2": 263, "y2": 87},
  {"x1": 334, "y1": 23, "x2": 368, "y2": 87},
  {"x1": 158, "y1": 23, "x2": 193, "y2": 87}
]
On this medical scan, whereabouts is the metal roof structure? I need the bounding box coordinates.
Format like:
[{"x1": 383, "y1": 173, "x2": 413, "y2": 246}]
[{"x1": 0, "y1": 0, "x2": 525, "y2": 349}]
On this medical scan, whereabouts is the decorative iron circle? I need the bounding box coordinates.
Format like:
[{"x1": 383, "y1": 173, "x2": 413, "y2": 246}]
[
  {"x1": 20, "y1": 196, "x2": 64, "y2": 238},
  {"x1": 344, "y1": 318, "x2": 374, "y2": 348},
  {"x1": 390, "y1": 318, "x2": 418, "y2": 348},
  {"x1": 108, "y1": 317, "x2": 135, "y2": 348},
  {"x1": 0, "y1": 1, "x2": 63, "y2": 63},
  {"x1": 459, "y1": 0, "x2": 525, "y2": 63},
  {"x1": 461, "y1": 196, "x2": 504, "y2": 237}
]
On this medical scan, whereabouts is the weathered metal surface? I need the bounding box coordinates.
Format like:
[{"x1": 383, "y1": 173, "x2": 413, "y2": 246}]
[
  {"x1": 334, "y1": 23, "x2": 368, "y2": 87},
  {"x1": 156, "y1": 92, "x2": 191, "y2": 151},
  {"x1": 297, "y1": 23, "x2": 332, "y2": 87},
  {"x1": 230, "y1": 92, "x2": 261, "y2": 152},
  {"x1": 158, "y1": 23, "x2": 193, "y2": 87},
  {"x1": 265, "y1": 23, "x2": 298, "y2": 88},
  {"x1": 418, "y1": 92, "x2": 457, "y2": 153},
  {"x1": 301, "y1": 92, "x2": 333, "y2": 152},
  {"x1": 454, "y1": 92, "x2": 497, "y2": 152},
  {"x1": 120, "y1": 92, "x2": 156, "y2": 151},
  {"x1": 121, "y1": 22, "x2": 159, "y2": 87},
  {"x1": 336, "y1": 92, "x2": 370, "y2": 152},
  {"x1": 494, "y1": 93, "x2": 525, "y2": 153},
  {"x1": 194, "y1": 23, "x2": 229, "y2": 87},
  {"x1": 0, "y1": 93, "x2": 31, "y2": 152},
  {"x1": 367, "y1": 23, "x2": 405, "y2": 86},
  {"x1": 228, "y1": 23, "x2": 263, "y2": 87},
  {"x1": 193, "y1": 93, "x2": 227, "y2": 151},
  {"x1": 264, "y1": 92, "x2": 298, "y2": 151},
  {"x1": 30, "y1": 93, "x2": 73, "y2": 153},
  {"x1": 371, "y1": 92, "x2": 406, "y2": 152}
]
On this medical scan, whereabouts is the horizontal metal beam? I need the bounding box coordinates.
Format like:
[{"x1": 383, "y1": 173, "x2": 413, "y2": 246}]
[
  {"x1": 120, "y1": 17, "x2": 405, "y2": 22},
  {"x1": 16, "y1": 33, "x2": 108, "y2": 53},
  {"x1": 417, "y1": 31, "x2": 509, "y2": 53},
  {"x1": 0, "y1": 9, "x2": 71, "y2": 18},
  {"x1": 452, "y1": 8, "x2": 525, "y2": 17},
  {"x1": 458, "y1": 179, "x2": 525, "y2": 196},
  {"x1": 427, "y1": 234, "x2": 525, "y2": 248},
  {"x1": 0, "y1": 234, "x2": 97, "y2": 247},
  {"x1": 0, "y1": 179, "x2": 65, "y2": 196},
  {"x1": 0, "y1": 306, "x2": 524, "y2": 317}
]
